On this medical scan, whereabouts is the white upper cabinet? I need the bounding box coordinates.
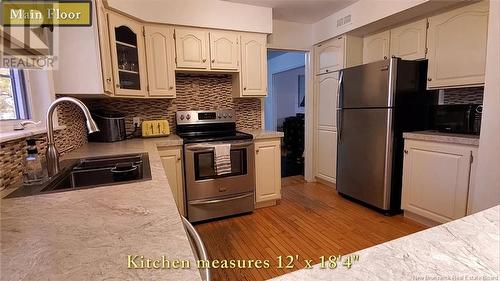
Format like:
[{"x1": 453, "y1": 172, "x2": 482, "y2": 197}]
[
  {"x1": 209, "y1": 31, "x2": 240, "y2": 70},
  {"x1": 144, "y1": 25, "x2": 176, "y2": 98},
  {"x1": 55, "y1": 2, "x2": 268, "y2": 99},
  {"x1": 96, "y1": 0, "x2": 114, "y2": 94},
  {"x1": 363, "y1": 30, "x2": 391, "y2": 64},
  {"x1": 426, "y1": 1, "x2": 489, "y2": 89},
  {"x1": 315, "y1": 37, "x2": 344, "y2": 74},
  {"x1": 53, "y1": 0, "x2": 113, "y2": 96},
  {"x1": 239, "y1": 33, "x2": 267, "y2": 97},
  {"x1": 107, "y1": 12, "x2": 148, "y2": 97},
  {"x1": 175, "y1": 28, "x2": 210, "y2": 69},
  {"x1": 390, "y1": 19, "x2": 428, "y2": 60},
  {"x1": 314, "y1": 35, "x2": 363, "y2": 75}
]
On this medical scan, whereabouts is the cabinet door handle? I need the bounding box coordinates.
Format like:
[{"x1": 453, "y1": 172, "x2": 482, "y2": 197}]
[
  {"x1": 256, "y1": 148, "x2": 259, "y2": 153},
  {"x1": 211, "y1": 59, "x2": 215, "y2": 63},
  {"x1": 243, "y1": 87, "x2": 247, "y2": 91},
  {"x1": 427, "y1": 78, "x2": 432, "y2": 82},
  {"x1": 384, "y1": 56, "x2": 388, "y2": 60},
  {"x1": 202, "y1": 59, "x2": 207, "y2": 63},
  {"x1": 106, "y1": 78, "x2": 112, "y2": 83},
  {"x1": 169, "y1": 86, "x2": 174, "y2": 90},
  {"x1": 177, "y1": 156, "x2": 181, "y2": 162},
  {"x1": 404, "y1": 149, "x2": 408, "y2": 154}
]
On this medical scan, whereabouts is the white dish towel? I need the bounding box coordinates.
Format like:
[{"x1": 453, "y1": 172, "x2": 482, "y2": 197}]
[{"x1": 214, "y1": 144, "x2": 232, "y2": 175}]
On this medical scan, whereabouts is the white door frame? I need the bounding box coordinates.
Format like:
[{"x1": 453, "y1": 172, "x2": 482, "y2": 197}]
[{"x1": 265, "y1": 48, "x2": 315, "y2": 182}]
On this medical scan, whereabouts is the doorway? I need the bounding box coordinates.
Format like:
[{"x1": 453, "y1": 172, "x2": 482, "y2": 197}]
[{"x1": 265, "y1": 50, "x2": 307, "y2": 178}]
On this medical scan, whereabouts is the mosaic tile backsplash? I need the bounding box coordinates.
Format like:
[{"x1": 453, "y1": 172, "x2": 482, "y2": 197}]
[
  {"x1": 85, "y1": 74, "x2": 261, "y2": 134},
  {"x1": 1, "y1": 74, "x2": 262, "y2": 190},
  {"x1": 442, "y1": 87, "x2": 484, "y2": 104},
  {"x1": 0, "y1": 103, "x2": 88, "y2": 190}
]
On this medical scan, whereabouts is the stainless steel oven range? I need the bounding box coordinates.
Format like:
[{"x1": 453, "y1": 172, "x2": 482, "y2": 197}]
[{"x1": 176, "y1": 110, "x2": 255, "y2": 223}]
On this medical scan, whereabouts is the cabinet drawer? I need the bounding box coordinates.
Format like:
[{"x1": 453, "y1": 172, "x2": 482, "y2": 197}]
[{"x1": 188, "y1": 192, "x2": 254, "y2": 222}]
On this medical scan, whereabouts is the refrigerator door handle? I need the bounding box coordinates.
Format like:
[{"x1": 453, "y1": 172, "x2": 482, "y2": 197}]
[
  {"x1": 337, "y1": 70, "x2": 344, "y2": 144},
  {"x1": 337, "y1": 109, "x2": 343, "y2": 144},
  {"x1": 337, "y1": 71, "x2": 344, "y2": 109}
]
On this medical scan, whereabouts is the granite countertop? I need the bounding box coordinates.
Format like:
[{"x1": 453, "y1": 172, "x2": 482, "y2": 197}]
[
  {"x1": 241, "y1": 129, "x2": 284, "y2": 140},
  {"x1": 270, "y1": 205, "x2": 499, "y2": 281},
  {"x1": 0, "y1": 136, "x2": 201, "y2": 281},
  {"x1": 403, "y1": 130, "x2": 480, "y2": 146}
]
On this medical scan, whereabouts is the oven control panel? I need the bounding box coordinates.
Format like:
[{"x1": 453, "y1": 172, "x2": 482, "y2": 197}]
[{"x1": 176, "y1": 110, "x2": 236, "y2": 124}]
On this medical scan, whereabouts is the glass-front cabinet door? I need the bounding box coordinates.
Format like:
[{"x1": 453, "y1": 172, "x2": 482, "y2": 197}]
[{"x1": 107, "y1": 12, "x2": 147, "y2": 97}]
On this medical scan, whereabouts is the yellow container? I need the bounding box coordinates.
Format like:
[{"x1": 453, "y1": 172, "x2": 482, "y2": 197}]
[{"x1": 142, "y1": 120, "x2": 170, "y2": 137}]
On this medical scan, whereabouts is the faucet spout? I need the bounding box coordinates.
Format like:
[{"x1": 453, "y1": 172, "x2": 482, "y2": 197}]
[{"x1": 46, "y1": 97, "x2": 99, "y2": 177}]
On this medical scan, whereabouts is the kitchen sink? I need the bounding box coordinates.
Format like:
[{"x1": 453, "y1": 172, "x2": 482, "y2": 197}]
[{"x1": 5, "y1": 153, "x2": 152, "y2": 198}]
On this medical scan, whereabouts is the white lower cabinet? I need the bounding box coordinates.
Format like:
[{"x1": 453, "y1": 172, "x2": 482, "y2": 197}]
[
  {"x1": 401, "y1": 139, "x2": 478, "y2": 224},
  {"x1": 315, "y1": 130, "x2": 337, "y2": 183},
  {"x1": 158, "y1": 146, "x2": 185, "y2": 216},
  {"x1": 255, "y1": 139, "x2": 282, "y2": 206}
]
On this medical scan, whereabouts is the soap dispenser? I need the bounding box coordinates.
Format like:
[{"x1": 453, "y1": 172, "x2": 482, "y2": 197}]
[{"x1": 23, "y1": 139, "x2": 46, "y2": 185}]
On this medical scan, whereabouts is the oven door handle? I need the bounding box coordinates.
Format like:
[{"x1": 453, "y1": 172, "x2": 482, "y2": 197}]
[
  {"x1": 185, "y1": 141, "x2": 254, "y2": 152},
  {"x1": 188, "y1": 193, "x2": 254, "y2": 205}
]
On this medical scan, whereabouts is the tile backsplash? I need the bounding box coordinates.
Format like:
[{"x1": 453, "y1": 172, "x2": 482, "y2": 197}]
[
  {"x1": 1, "y1": 74, "x2": 262, "y2": 190},
  {"x1": 442, "y1": 86, "x2": 484, "y2": 104},
  {"x1": 0, "y1": 103, "x2": 88, "y2": 190},
  {"x1": 84, "y1": 74, "x2": 262, "y2": 134}
]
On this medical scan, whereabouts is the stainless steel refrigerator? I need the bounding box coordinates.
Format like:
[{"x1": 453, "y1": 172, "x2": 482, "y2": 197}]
[{"x1": 336, "y1": 57, "x2": 435, "y2": 213}]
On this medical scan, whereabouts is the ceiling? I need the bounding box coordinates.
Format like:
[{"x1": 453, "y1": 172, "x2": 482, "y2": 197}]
[{"x1": 222, "y1": 0, "x2": 358, "y2": 24}]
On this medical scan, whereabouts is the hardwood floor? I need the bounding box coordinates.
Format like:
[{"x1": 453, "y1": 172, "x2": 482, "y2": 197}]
[{"x1": 194, "y1": 176, "x2": 426, "y2": 281}]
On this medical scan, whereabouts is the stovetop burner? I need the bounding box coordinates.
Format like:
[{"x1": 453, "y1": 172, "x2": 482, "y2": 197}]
[
  {"x1": 175, "y1": 110, "x2": 253, "y2": 144},
  {"x1": 180, "y1": 131, "x2": 253, "y2": 144}
]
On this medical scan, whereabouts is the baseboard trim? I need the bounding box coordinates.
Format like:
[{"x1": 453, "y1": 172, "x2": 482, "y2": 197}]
[
  {"x1": 255, "y1": 200, "x2": 277, "y2": 209},
  {"x1": 316, "y1": 177, "x2": 336, "y2": 189},
  {"x1": 404, "y1": 210, "x2": 441, "y2": 227}
]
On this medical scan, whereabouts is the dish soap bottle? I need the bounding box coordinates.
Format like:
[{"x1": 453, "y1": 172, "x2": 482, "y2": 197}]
[{"x1": 23, "y1": 139, "x2": 45, "y2": 185}]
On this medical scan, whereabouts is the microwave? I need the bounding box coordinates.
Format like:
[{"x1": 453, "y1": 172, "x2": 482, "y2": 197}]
[{"x1": 430, "y1": 104, "x2": 482, "y2": 135}]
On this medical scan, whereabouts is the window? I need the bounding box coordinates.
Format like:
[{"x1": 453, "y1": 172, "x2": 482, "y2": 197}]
[{"x1": 0, "y1": 68, "x2": 29, "y2": 120}]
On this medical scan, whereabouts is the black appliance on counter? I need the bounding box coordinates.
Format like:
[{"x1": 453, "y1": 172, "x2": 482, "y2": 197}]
[
  {"x1": 88, "y1": 110, "x2": 126, "y2": 142},
  {"x1": 430, "y1": 104, "x2": 482, "y2": 135}
]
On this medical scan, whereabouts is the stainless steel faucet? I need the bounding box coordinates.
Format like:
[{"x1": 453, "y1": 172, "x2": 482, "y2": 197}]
[{"x1": 46, "y1": 97, "x2": 99, "y2": 177}]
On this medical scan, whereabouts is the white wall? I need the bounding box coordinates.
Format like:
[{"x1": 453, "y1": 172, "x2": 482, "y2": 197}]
[
  {"x1": 268, "y1": 20, "x2": 313, "y2": 51},
  {"x1": 313, "y1": 0, "x2": 428, "y2": 43},
  {"x1": 107, "y1": 0, "x2": 272, "y2": 33},
  {"x1": 274, "y1": 67, "x2": 305, "y2": 128},
  {"x1": 265, "y1": 52, "x2": 306, "y2": 130},
  {"x1": 310, "y1": 0, "x2": 476, "y2": 44},
  {"x1": 27, "y1": 71, "x2": 56, "y2": 122},
  {"x1": 471, "y1": 0, "x2": 500, "y2": 213}
]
